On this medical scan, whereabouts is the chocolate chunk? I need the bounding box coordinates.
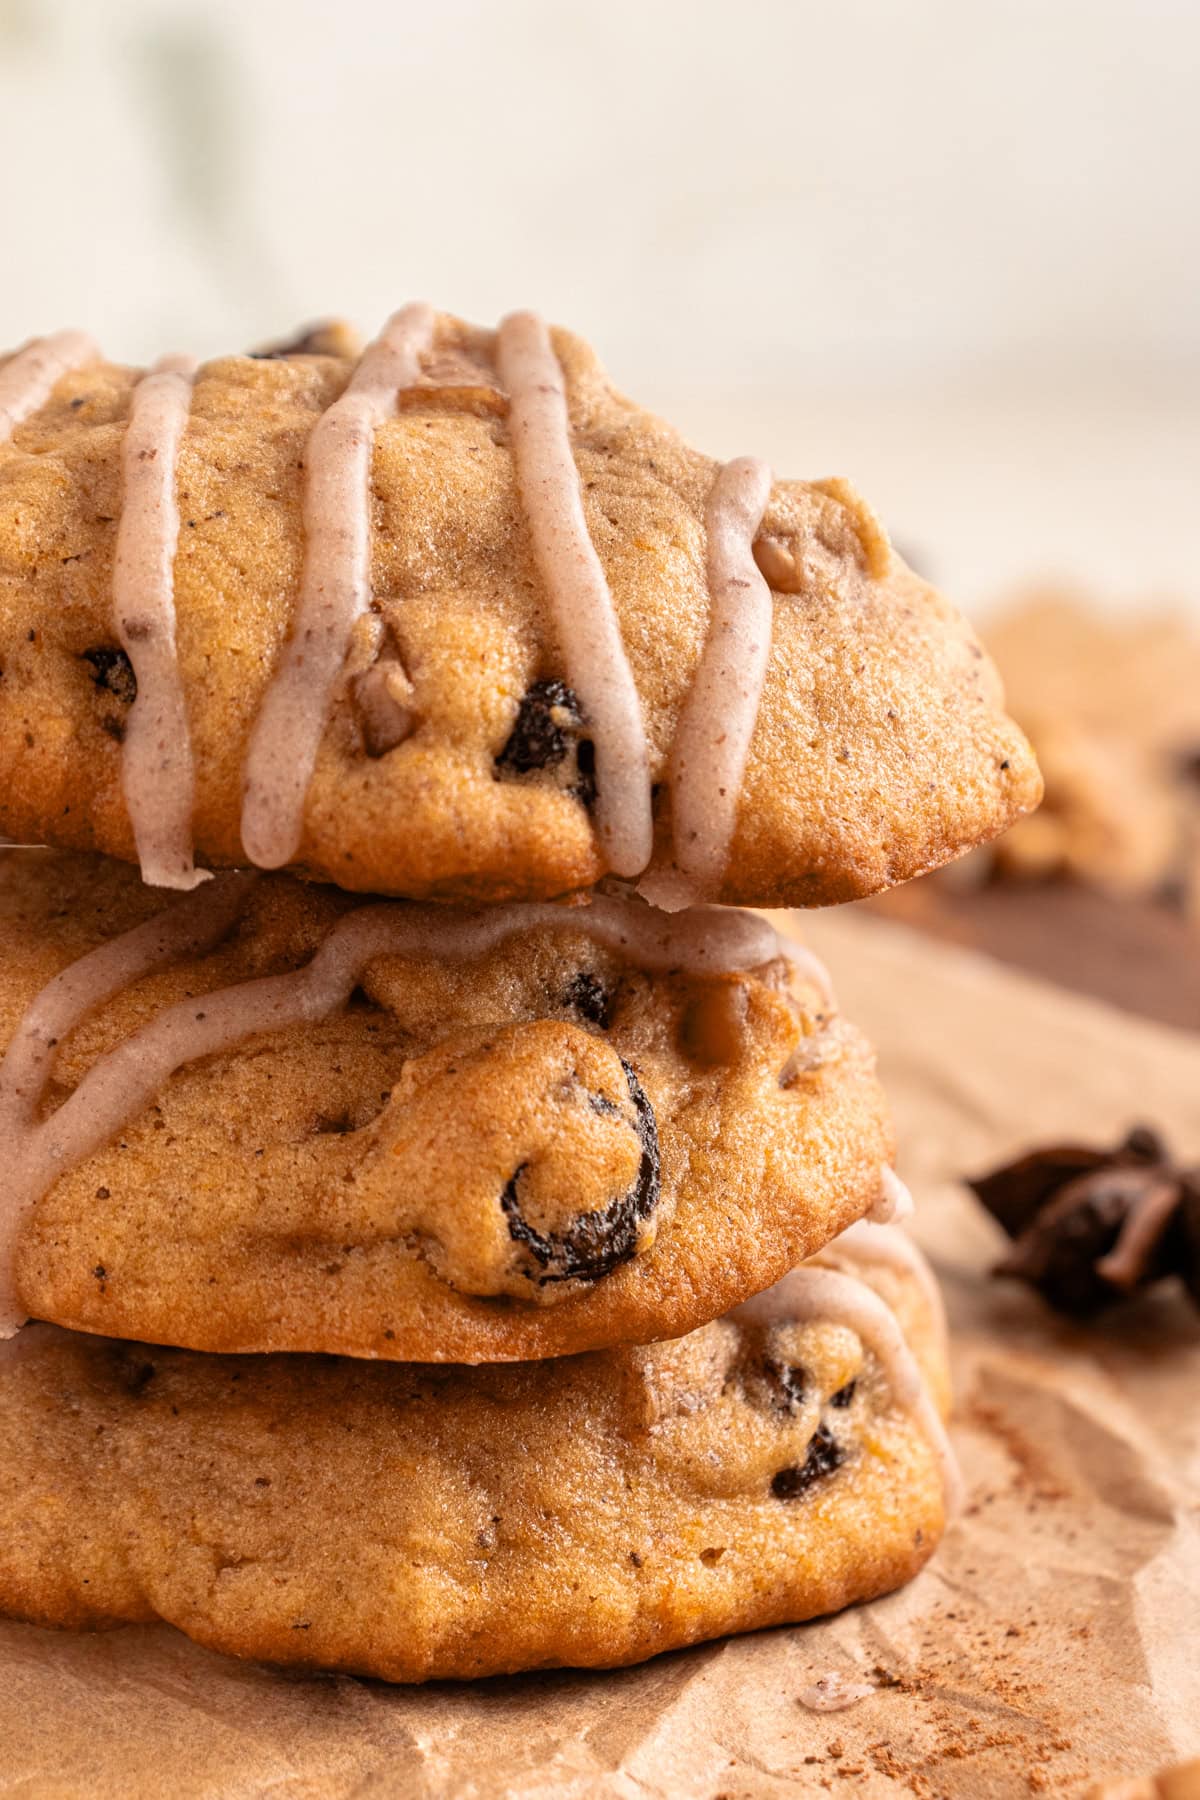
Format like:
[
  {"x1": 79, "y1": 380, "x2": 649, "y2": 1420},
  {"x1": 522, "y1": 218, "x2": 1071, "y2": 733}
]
[
  {"x1": 501, "y1": 1059, "x2": 660, "y2": 1284},
  {"x1": 81, "y1": 647, "x2": 137, "y2": 705},
  {"x1": 562, "y1": 971, "x2": 613, "y2": 1030},
  {"x1": 763, "y1": 1358, "x2": 807, "y2": 1413},
  {"x1": 830, "y1": 1380, "x2": 857, "y2": 1409},
  {"x1": 771, "y1": 1425, "x2": 846, "y2": 1498},
  {"x1": 495, "y1": 678, "x2": 596, "y2": 807}
]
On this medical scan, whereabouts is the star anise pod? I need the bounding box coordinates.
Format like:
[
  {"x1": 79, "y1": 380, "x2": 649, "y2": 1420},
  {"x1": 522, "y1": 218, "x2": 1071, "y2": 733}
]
[{"x1": 968, "y1": 1125, "x2": 1200, "y2": 1317}]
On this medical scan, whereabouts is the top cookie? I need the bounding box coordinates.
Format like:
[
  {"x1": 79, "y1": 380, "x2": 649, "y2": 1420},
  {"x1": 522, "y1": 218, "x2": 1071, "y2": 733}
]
[{"x1": 0, "y1": 313, "x2": 1040, "y2": 905}]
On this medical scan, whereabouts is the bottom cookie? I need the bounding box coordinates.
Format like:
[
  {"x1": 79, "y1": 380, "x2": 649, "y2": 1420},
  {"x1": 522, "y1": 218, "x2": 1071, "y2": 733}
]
[{"x1": 0, "y1": 1224, "x2": 956, "y2": 1683}]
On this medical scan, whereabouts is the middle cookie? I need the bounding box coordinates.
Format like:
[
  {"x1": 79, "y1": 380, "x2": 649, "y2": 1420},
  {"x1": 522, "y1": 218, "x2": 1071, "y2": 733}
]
[{"x1": 1, "y1": 851, "x2": 891, "y2": 1362}]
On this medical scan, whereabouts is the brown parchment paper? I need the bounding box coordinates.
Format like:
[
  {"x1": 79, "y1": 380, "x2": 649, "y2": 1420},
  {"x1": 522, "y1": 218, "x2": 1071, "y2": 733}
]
[{"x1": 2, "y1": 913, "x2": 1199, "y2": 1799}]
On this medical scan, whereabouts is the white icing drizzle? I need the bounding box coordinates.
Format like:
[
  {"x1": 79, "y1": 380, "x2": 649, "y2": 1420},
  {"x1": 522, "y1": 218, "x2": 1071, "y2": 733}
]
[
  {"x1": 783, "y1": 941, "x2": 836, "y2": 1015},
  {"x1": 113, "y1": 354, "x2": 206, "y2": 890},
  {"x1": 0, "y1": 873, "x2": 254, "y2": 1336},
  {"x1": 0, "y1": 315, "x2": 852, "y2": 908},
  {"x1": 733, "y1": 1246, "x2": 962, "y2": 1516},
  {"x1": 0, "y1": 330, "x2": 98, "y2": 441},
  {"x1": 648, "y1": 456, "x2": 775, "y2": 907},
  {"x1": 0, "y1": 887, "x2": 805, "y2": 1337},
  {"x1": 240, "y1": 302, "x2": 436, "y2": 869},
  {"x1": 495, "y1": 310, "x2": 653, "y2": 878},
  {"x1": 3, "y1": 315, "x2": 788, "y2": 894},
  {"x1": 832, "y1": 1219, "x2": 949, "y2": 1347},
  {"x1": 868, "y1": 1165, "x2": 914, "y2": 1224}
]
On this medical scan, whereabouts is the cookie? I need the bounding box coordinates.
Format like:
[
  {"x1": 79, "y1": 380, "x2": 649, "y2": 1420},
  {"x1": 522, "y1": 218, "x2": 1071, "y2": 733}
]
[
  {"x1": 982, "y1": 591, "x2": 1200, "y2": 762},
  {"x1": 869, "y1": 591, "x2": 1200, "y2": 1020},
  {"x1": 970, "y1": 593, "x2": 1199, "y2": 905},
  {"x1": 0, "y1": 849, "x2": 893, "y2": 1359},
  {"x1": 0, "y1": 312, "x2": 1039, "y2": 905},
  {"x1": 0, "y1": 1222, "x2": 955, "y2": 1682},
  {"x1": 987, "y1": 712, "x2": 1180, "y2": 896}
]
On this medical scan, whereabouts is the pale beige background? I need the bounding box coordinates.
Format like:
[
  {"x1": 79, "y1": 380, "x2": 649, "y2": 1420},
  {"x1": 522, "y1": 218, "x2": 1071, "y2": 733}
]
[{"x1": 0, "y1": 0, "x2": 1197, "y2": 613}]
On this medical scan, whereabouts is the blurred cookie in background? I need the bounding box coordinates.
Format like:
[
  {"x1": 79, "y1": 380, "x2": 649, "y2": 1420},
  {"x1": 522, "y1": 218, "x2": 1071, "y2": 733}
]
[{"x1": 870, "y1": 591, "x2": 1200, "y2": 1029}]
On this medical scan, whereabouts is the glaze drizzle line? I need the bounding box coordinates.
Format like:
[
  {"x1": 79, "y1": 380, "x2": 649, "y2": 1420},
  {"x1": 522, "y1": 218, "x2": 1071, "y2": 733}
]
[
  {"x1": 646, "y1": 456, "x2": 775, "y2": 907},
  {"x1": 0, "y1": 872, "x2": 254, "y2": 1336},
  {"x1": 0, "y1": 885, "x2": 814, "y2": 1336},
  {"x1": 240, "y1": 302, "x2": 436, "y2": 869},
  {"x1": 733, "y1": 1244, "x2": 962, "y2": 1515},
  {"x1": 5, "y1": 312, "x2": 807, "y2": 897},
  {"x1": 496, "y1": 310, "x2": 653, "y2": 878},
  {"x1": 833, "y1": 1217, "x2": 949, "y2": 1348},
  {"x1": 113, "y1": 354, "x2": 205, "y2": 890},
  {"x1": 868, "y1": 1165, "x2": 914, "y2": 1224},
  {"x1": 0, "y1": 331, "x2": 98, "y2": 441}
]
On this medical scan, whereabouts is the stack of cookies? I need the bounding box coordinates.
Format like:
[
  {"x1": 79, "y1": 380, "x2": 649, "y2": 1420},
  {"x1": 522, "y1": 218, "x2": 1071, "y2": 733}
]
[{"x1": 0, "y1": 309, "x2": 1039, "y2": 1681}]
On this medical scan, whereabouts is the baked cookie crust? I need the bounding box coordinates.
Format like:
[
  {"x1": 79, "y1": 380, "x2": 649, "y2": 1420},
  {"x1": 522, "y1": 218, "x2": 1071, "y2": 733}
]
[
  {"x1": 0, "y1": 1234, "x2": 951, "y2": 1682},
  {"x1": 0, "y1": 314, "x2": 1039, "y2": 905},
  {"x1": 2, "y1": 851, "x2": 891, "y2": 1360}
]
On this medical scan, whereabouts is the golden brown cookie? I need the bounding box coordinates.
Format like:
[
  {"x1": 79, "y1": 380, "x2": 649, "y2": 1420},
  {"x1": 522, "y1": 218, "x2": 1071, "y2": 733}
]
[
  {"x1": 0, "y1": 850, "x2": 891, "y2": 1360},
  {"x1": 0, "y1": 1227, "x2": 953, "y2": 1681},
  {"x1": 982, "y1": 712, "x2": 1179, "y2": 896},
  {"x1": 971, "y1": 593, "x2": 1199, "y2": 904},
  {"x1": 0, "y1": 313, "x2": 1038, "y2": 906}
]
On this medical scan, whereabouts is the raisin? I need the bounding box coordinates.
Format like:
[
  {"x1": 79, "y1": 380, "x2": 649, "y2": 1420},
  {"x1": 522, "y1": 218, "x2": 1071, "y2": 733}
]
[
  {"x1": 763, "y1": 1359, "x2": 807, "y2": 1412},
  {"x1": 562, "y1": 971, "x2": 613, "y2": 1030},
  {"x1": 501, "y1": 1059, "x2": 660, "y2": 1284},
  {"x1": 572, "y1": 737, "x2": 597, "y2": 809},
  {"x1": 771, "y1": 1425, "x2": 846, "y2": 1498},
  {"x1": 495, "y1": 678, "x2": 596, "y2": 808},
  {"x1": 830, "y1": 1380, "x2": 857, "y2": 1409},
  {"x1": 81, "y1": 647, "x2": 136, "y2": 705},
  {"x1": 497, "y1": 679, "x2": 578, "y2": 772},
  {"x1": 249, "y1": 320, "x2": 359, "y2": 359}
]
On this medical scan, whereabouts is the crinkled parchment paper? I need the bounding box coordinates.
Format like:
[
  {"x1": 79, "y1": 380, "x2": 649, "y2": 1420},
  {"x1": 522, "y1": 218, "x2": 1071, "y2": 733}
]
[{"x1": 1, "y1": 914, "x2": 1198, "y2": 1798}]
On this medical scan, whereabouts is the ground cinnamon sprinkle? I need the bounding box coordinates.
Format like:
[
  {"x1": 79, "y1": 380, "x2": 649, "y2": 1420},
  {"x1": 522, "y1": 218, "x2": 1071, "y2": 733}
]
[
  {"x1": 967, "y1": 1395, "x2": 1072, "y2": 1502},
  {"x1": 793, "y1": 1611, "x2": 1087, "y2": 1800}
]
